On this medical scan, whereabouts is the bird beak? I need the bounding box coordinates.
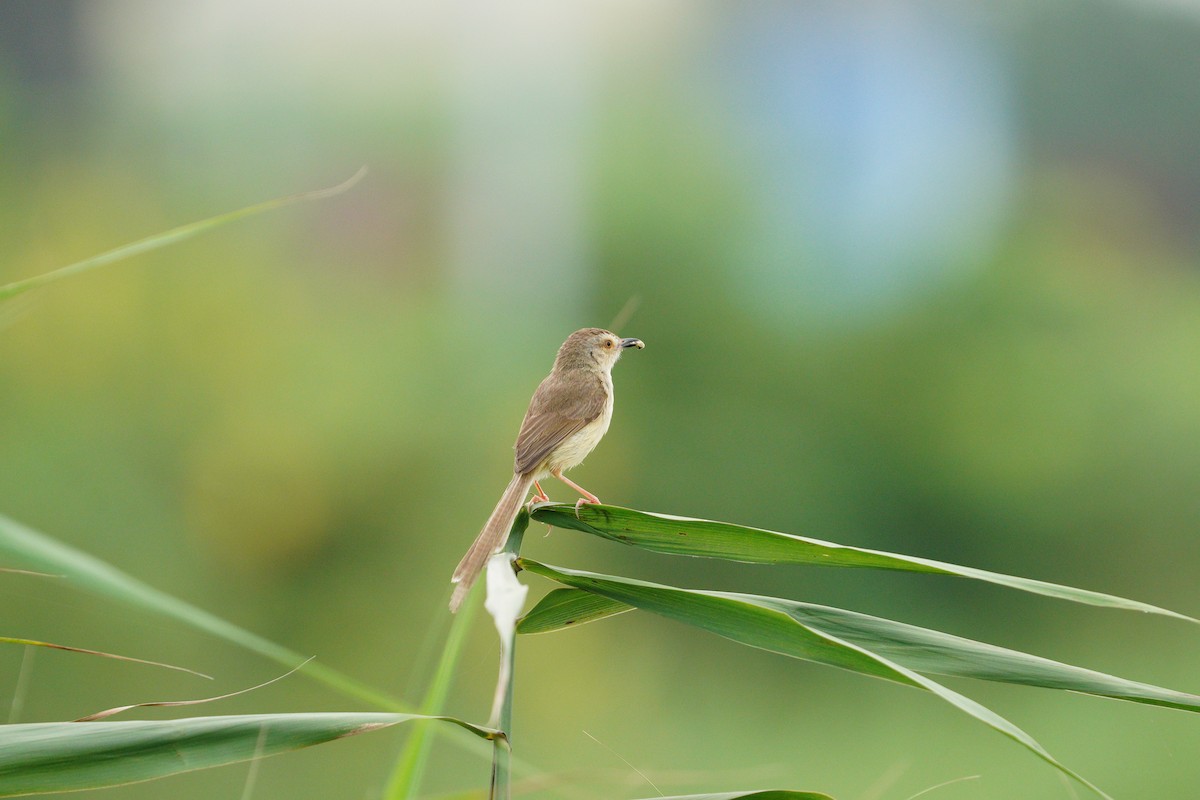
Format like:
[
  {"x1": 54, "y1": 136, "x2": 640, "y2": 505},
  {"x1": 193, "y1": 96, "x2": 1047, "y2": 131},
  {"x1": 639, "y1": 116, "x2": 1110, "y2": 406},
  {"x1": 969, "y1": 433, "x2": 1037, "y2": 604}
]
[{"x1": 619, "y1": 338, "x2": 645, "y2": 350}]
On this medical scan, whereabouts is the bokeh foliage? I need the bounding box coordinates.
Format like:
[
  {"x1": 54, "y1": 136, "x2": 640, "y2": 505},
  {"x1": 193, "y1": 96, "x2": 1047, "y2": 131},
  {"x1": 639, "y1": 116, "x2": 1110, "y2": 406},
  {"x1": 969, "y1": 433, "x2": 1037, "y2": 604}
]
[{"x1": 3, "y1": 2, "x2": 1200, "y2": 798}]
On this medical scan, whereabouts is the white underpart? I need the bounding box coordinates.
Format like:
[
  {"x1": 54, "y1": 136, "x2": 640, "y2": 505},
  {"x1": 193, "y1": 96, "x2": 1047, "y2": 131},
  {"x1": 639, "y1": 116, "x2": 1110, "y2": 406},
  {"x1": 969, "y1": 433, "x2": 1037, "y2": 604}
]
[{"x1": 543, "y1": 365, "x2": 615, "y2": 475}]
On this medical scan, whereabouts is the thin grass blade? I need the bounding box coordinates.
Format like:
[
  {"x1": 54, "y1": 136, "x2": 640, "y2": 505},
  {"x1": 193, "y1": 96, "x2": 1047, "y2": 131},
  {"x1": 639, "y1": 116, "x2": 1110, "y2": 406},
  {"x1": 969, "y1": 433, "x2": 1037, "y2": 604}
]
[
  {"x1": 76, "y1": 660, "x2": 311, "y2": 722},
  {"x1": 519, "y1": 560, "x2": 1111, "y2": 799},
  {"x1": 0, "y1": 638, "x2": 208, "y2": 679},
  {"x1": 0, "y1": 169, "x2": 365, "y2": 302},
  {"x1": 0, "y1": 712, "x2": 493, "y2": 796},
  {"x1": 530, "y1": 504, "x2": 1193, "y2": 623}
]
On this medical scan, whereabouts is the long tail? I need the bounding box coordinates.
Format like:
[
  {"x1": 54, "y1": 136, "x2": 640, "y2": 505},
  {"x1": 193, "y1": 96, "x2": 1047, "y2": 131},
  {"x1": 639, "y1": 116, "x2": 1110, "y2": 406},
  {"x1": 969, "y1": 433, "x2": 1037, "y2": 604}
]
[{"x1": 449, "y1": 473, "x2": 534, "y2": 613}]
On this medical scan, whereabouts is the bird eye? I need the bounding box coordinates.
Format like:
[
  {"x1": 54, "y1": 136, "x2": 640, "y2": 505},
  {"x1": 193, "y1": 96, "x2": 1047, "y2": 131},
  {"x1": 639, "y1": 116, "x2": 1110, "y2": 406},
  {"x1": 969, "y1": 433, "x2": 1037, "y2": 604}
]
[{"x1": 603, "y1": 339, "x2": 614, "y2": 349}]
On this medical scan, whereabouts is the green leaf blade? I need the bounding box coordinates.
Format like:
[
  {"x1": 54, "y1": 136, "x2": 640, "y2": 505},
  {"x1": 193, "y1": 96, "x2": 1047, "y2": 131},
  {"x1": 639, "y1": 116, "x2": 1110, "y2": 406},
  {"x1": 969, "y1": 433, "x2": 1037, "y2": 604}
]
[
  {"x1": 0, "y1": 514, "x2": 397, "y2": 709},
  {"x1": 517, "y1": 579, "x2": 1200, "y2": 712},
  {"x1": 517, "y1": 588, "x2": 633, "y2": 635},
  {"x1": 747, "y1": 597, "x2": 1200, "y2": 713},
  {"x1": 530, "y1": 504, "x2": 1194, "y2": 623},
  {"x1": 0, "y1": 712, "x2": 492, "y2": 797},
  {"x1": 519, "y1": 560, "x2": 1112, "y2": 799}
]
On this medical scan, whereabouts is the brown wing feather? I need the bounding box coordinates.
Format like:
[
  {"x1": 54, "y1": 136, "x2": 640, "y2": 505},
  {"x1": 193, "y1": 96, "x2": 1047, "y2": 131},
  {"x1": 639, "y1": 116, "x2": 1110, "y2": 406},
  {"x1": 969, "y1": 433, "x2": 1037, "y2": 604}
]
[{"x1": 513, "y1": 372, "x2": 607, "y2": 475}]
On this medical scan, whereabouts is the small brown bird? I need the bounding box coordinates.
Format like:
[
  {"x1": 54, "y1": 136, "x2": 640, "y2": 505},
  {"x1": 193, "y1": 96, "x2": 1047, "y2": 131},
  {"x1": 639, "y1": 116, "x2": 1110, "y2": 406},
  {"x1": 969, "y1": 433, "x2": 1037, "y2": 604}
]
[{"x1": 449, "y1": 328, "x2": 644, "y2": 612}]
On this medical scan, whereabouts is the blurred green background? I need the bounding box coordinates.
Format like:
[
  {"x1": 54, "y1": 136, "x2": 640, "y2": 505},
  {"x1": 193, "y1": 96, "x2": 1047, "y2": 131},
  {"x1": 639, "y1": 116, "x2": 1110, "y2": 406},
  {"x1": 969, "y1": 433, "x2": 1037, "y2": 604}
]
[{"x1": 3, "y1": 1, "x2": 1200, "y2": 797}]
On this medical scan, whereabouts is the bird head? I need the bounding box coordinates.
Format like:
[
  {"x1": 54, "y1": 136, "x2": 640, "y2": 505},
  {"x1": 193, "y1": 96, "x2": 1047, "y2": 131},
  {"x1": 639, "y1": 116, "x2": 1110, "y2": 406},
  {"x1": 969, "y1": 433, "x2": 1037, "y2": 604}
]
[{"x1": 555, "y1": 328, "x2": 644, "y2": 371}]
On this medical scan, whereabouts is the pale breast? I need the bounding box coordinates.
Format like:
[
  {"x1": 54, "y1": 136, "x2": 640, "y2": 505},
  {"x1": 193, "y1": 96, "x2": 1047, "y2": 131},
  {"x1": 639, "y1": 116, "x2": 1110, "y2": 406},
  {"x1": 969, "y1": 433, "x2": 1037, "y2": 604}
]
[{"x1": 544, "y1": 374, "x2": 614, "y2": 473}]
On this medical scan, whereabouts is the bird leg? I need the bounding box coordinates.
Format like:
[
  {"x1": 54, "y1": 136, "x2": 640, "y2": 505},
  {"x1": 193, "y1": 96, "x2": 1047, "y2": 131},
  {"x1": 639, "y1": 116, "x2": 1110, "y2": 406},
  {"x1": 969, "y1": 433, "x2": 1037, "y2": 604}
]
[
  {"x1": 526, "y1": 480, "x2": 557, "y2": 535},
  {"x1": 551, "y1": 470, "x2": 600, "y2": 516}
]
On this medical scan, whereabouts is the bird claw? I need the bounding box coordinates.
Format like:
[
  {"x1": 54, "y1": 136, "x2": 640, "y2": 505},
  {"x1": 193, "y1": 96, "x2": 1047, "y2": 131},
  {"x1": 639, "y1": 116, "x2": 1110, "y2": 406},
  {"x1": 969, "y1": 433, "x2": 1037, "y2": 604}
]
[{"x1": 574, "y1": 496, "x2": 599, "y2": 518}]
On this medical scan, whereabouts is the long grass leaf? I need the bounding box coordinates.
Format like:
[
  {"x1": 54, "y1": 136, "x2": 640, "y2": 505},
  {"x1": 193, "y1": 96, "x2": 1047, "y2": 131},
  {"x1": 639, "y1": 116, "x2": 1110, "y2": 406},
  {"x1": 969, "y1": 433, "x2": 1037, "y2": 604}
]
[
  {"x1": 0, "y1": 514, "x2": 392, "y2": 709},
  {"x1": 530, "y1": 504, "x2": 1192, "y2": 622},
  {"x1": 0, "y1": 169, "x2": 365, "y2": 302},
  {"x1": 0, "y1": 712, "x2": 493, "y2": 796},
  {"x1": 516, "y1": 586, "x2": 1200, "y2": 711},
  {"x1": 519, "y1": 560, "x2": 1110, "y2": 799},
  {"x1": 747, "y1": 595, "x2": 1200, "y2": 711}
]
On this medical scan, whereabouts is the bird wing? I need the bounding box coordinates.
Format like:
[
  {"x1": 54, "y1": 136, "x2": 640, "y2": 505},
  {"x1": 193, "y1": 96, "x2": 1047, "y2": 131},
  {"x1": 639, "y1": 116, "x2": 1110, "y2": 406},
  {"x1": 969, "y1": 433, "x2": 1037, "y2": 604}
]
[{"x1": 513, "y1": 372, "x2": 608, "y2": 475}]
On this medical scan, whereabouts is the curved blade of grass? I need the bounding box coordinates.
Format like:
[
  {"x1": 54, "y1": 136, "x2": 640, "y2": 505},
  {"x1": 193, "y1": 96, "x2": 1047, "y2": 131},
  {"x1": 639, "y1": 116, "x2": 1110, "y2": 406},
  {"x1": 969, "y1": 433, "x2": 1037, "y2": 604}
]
[
  {"x1": 0, "y1": 168, "x2": 365, "y2": 303},
  {"x1": 517, "y1": 588, "x2": 632, "y2": 634},
  {"x1": 76, "y1": 660, "x2": 311, "y2": 722},
  {"x1": 519, "y1": 559, "x2": 1111, "y2": 800},
  {"x1": 530, "y1": 503, "x2": 1193, "y2": 623},
  {"x1": 518, "y1": 582, "x2": 1200, "y2": 712},
  {"x1": 0, "y1": 513, "x2": 392, "y2": 709},
  {"x1": 640, "y1": 793, "x2": 835, "y2": 800},
  {"x1": 748, "y1": 596, "x2": 1200, "y2": 711},
  {"x1": 0, "y1": 638, "x2": 209, "y2": 680},
  {"x1": 0, "y1": 712, "x2": 493, "y2": 797}
]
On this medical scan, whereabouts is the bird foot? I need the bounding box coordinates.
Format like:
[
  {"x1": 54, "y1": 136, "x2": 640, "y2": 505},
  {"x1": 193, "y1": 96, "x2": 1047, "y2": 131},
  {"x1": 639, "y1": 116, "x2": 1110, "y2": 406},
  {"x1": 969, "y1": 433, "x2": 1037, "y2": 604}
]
[{"x1": 574, "y1": 496, "x2": 599, "y2": 518}]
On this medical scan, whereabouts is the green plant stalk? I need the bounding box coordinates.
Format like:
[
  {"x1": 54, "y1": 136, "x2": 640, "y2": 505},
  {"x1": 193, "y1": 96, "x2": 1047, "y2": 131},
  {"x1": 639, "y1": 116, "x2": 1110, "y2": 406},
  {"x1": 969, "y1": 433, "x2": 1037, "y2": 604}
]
[
  {"x1": 489, "y1": 512, "x2": 528, "y2": 800},
  {"x1": 0, "y1": 168, "x2": 365, "y2": 302},
  {"x1": 383, "y1": 588, "x2": 479, "y2": 799}
]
